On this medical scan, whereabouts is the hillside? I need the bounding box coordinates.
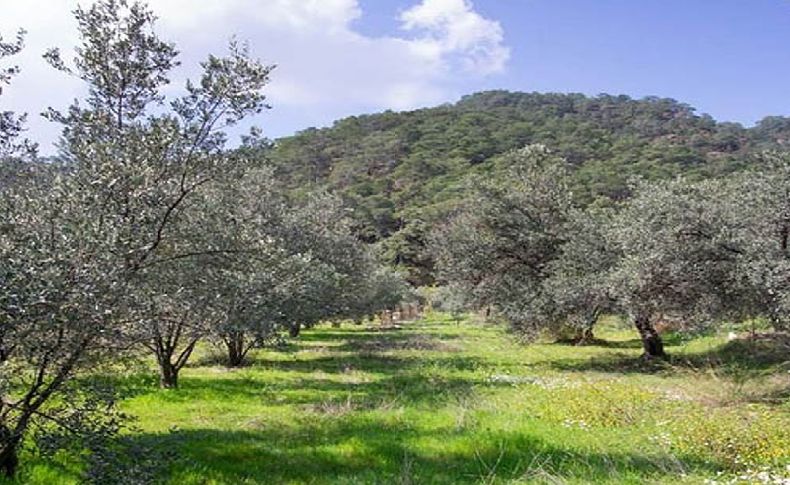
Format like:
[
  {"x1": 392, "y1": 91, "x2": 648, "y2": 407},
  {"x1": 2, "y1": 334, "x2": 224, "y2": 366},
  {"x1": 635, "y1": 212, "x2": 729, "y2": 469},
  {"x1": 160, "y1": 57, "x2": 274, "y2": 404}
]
[{"x1": 270, "y1": 91, "x2": 790, "y2": 284}]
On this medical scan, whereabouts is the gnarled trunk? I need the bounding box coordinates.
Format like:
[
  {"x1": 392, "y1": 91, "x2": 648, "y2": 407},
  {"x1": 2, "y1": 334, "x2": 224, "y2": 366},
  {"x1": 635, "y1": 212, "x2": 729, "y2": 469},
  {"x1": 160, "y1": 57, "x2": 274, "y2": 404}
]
[
  {"x1": 158, "y1": 361, "x2": 179, "y2": 389},
  {"x1": 152, "y1": 330, "x2": 198, "y2": 389},
  {"x1": 0, "y1": 426, "x2": 19, "y2": 478},
  {"x1": 575, "y1": 326, "x2": 595, "y2": 345},
  {"x1": 634, "y1": 314, "x2": 666, "y2": 359},
  {"x1": 575, "y1": 308, "x2": 599, "y2": 345},
  {"x1": 289, "y1": 323, "x2": 301, "y2": 338},
  {"x1": 0, "y1": 338, "x2": 9, "y2": 364},
  {"x1": 224, "y1": 330, "x2": 247, "y2": 367}
]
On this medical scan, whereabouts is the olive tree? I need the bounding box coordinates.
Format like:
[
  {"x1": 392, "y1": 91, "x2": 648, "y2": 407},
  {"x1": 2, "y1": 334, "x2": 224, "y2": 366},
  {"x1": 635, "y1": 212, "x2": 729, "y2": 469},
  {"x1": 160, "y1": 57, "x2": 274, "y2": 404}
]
[
  {"x1": 724, "y1": 152, "x2": 790, "y2": 330},
  {"x1": 431, "y1": 284, "x2": 469, "y2": 324},
  {"x1": 194, "y1": 183, "x2": 377, "y2": 365},
  {"x1": 542, "y1": 204, "x2": 619, "y2": 342},
  {"x1": 432, "y1": 146, "x2": 621, "y2": 342},
  {"x1": 431, "y1": 145, "x2": 573, "y2": 335},
  {"x1": 131, "y1": 160, "x2": 285, "y2": 381},
  {"x1": 431, "y1": 144, "x2": 762, "y2": 357},
  {"x1": 0, "y1": 27, "x2": 28, "y2": 370},
  {"x1": 276, "y1": 191, "x2": 374, "y2": 338},
  {"x1": 272, "y1": 197, "x2": 415, "y2": 336},
  {"x1": 607, "y1": 177, "x2": 748, "y2": 358},
  {"x1": 1, "y1": 0, "x2": 272, "y2": 475},
  {"x1": 348, "y1": 264, "x2": 414, "y2": 324},
  {"x1": 207, "y1": 180, "x2": 333, "y2": 365},
  {"x1": 135, "y1": 251, "x2": 224, "y2": 388}
]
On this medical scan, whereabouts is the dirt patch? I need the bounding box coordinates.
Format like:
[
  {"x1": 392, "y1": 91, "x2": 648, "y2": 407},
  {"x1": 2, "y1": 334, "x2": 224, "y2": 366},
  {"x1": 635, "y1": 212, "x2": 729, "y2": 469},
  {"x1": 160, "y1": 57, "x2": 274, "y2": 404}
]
[
  {"x1": 302, "y1": 396, "x2": 360, "y2": 416},
  {"x1": 304, "y1": 345, "x2": 336, "y2": 353},
  {"x1": 735, "y1": 331, "x2": 790, "y2": 346},
  {"x1": 349, "y1": 335, "x2": 459, "y2": 353}
]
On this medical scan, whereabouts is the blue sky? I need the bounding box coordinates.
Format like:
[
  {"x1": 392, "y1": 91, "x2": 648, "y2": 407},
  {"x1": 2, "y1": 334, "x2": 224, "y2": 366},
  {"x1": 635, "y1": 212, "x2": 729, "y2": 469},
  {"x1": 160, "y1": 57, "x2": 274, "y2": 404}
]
[
  {"x1": 356, "y1": 0, "x2": 790, "y2": 124},
  {"x1": 486, "y1": 0, "x2": 790, "y2": 125},
  {"x1": 1, "y1": 0, "x2": 789, "y2": 152}
]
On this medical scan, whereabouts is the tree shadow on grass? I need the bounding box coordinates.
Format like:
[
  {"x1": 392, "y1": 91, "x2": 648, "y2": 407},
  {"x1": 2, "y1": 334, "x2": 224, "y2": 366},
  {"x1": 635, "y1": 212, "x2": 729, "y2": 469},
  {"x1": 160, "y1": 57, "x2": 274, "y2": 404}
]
[
  {"x1": 334, "y1": 334, "x2": 463, "y2": 353},
  {"x1": 538, "y1": 333, "x2": 790, "y2": 379},
  {"x1": 551, "y1": 332, "x2": 686, "y2": 350},
  {"x1": 297, "y1": 329, "x2": 399, "y2": 343},
  {"x1": 124, "y1": 362, "x2": 487, "y2": 409},
  {"x1": 123, "y1": 423, "x2": 719, "y2": 484},
  {"x1": 10, "y1": 388, "x2": 724, "y2": 484},
  {"x1": 106, "y1": 330, "x2": 492, "y2": 410},
  {"x1": 250, "y1": 351, "x2": 487, "y2": 375}
]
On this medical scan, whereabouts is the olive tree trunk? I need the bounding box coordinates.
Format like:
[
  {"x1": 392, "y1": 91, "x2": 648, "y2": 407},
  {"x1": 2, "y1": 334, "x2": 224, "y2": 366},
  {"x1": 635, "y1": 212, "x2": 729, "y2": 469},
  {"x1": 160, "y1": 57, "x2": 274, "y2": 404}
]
[
  {"x1": 634, "y1": 314, "x2": 665, "y2": 358},
  {"x1": 0, "y1": 427, "x2": 19, "y2": 478},
  {"x1": 223, "y1": 330, "x2": 249, "y2": 367},
  {"x1": 151, "y1": 328, "x2": 199, "y2": 389},
  {"x1": 574, "y1": 307, "x2": 600, "y2": 345},
  {"x1": 575, "y1": 326, "x2": 595, "y2": 344},
  {"x1": 158, "y1": 361, "x2": 179, "y2": 389}
]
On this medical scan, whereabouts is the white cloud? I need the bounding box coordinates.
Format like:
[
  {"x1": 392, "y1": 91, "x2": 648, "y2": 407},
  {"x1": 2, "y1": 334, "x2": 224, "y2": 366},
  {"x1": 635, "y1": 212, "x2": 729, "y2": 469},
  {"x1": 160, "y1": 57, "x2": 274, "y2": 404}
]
[
  {"x1": 148, "y1": 0, "x2": 363, "y2": 34},
  {"x1": 400, "y1": 0, "x2": 509, "y2": 75},
  {"x1": 0, "y1": 0, "x2": 509, "y2": 151}
]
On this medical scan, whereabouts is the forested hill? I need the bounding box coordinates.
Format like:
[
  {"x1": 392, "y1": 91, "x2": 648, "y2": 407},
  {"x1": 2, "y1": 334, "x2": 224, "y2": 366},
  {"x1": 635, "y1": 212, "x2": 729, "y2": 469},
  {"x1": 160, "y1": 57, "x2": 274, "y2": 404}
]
[{"x1": 269, "y1": 90, "x2": 790, "y2": 284}]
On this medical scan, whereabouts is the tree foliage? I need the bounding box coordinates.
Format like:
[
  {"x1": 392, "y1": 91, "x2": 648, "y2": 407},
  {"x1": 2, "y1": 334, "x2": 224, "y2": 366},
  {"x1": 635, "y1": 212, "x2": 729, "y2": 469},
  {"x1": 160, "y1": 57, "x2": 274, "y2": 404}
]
[
  {"x1": 431, "y1": 145, "x2": 573, "y2": 335},
  {"x1": 431, "y1": 145, "x2": 790, "y2": 359},
  {"x1": 1, "y1": 0, "x2": 274, "y2": 476}
]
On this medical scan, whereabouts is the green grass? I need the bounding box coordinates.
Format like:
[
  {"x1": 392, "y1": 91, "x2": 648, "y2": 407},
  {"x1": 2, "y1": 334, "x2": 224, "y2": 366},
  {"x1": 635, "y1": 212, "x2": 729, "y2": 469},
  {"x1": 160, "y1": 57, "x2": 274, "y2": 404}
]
[{"x1": 14, "y1": 313, "x2": 790, "y2": 484}]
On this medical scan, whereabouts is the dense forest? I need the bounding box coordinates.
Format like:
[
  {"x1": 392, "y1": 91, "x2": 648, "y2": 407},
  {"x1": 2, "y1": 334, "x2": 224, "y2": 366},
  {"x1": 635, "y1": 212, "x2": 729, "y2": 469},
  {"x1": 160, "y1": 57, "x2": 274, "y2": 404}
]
[{"x1": 271, "y1": 91, "x2": 790, "y2": 283}]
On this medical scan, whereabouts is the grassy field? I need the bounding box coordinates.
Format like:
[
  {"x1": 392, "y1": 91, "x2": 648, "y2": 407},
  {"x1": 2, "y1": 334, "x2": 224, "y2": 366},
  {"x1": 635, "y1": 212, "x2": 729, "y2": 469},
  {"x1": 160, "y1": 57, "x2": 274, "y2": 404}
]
[{"x1": 15, "y1": 313, "x2": 790, "y2": 484}]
